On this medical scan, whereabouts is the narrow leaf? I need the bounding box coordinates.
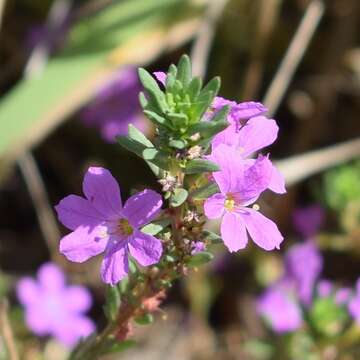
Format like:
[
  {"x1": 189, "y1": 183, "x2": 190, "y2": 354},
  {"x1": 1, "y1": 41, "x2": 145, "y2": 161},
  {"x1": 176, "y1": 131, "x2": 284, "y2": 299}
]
[
  {"x1": 177, "y1": 54, "x2": 192, "y2": 87},
  {"x1": 202, "y1": 230, "x2": 222, "y2": 244},
  {"x1": 141, "y1": 218, "x2": 171, "y2": 235},
  {"x1": 134, "y1": 313, "x2": 154, "y2": 325},
  {"x1": 190, "y1": 182, "x2": 220, "y2": 200},
  {"x1": 184, "y1": 159, "x2": 219, "y2": 174},
  {"x1": 201, "y1": 76, "x2": 221, "y2": 97},
  {"x1": 187, "y1": 251, "x2": 214, "y2": 267},
  {"x1": 128, "y1": 124, "x2": 153, "y2": 147},
  {"x1": 138, "y1": 68, "x2": 168, "y2": 113}
]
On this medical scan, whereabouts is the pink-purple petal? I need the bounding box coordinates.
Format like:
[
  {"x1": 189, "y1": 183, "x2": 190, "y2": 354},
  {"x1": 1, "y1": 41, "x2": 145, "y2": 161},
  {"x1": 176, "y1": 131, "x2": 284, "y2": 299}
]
[
  {"x1": 210, "y1": 144, "x2": 245, "y2": 193},
  {"x1": 17, "y1": 278, "x2": 39, "y2": 306},
  {"x1": 268, "y1": 163, "x2": 286, "y2": 194},
  {"x1": 59, "y1": 225, "x2": 108, "y2": 263},
  {"x1": 64, "y1": 286, "x2": 92, "y2": 313},
  {"x1": 237, "y1": 117, "x2": 278, "y2": 157},
  {"x1": 242, "y1": 209, "x2": 283, "y2": 251},
  {"x1": 153, "y1": 71, "x2": 166, "y2": 86},
  {"x1": 236, "y1": 155, "x2": 273, "y2": 204},
  {"x1": 204, "y1": 193, "x2": 225, "y2": 219},
  {"x1": 233, "y1": 102, "x2": 267, "y2": 121},
  {"x1": 101, "y1": 245, "x2": 129, "y2": 286},
  {"x1": 25, "y1": 306, "x2": 51, "y2": 336},
  {"x1": 122, "y1": 189, "x2": 162, "y2": 228},
  {"x1": 83, "y1": 167, "x2": 122, "y2": 220},
  {"x1": 53, "y1": 315, "x2": 95, "y2": 347},
  {"x1": 38, "y1": 263, "x2": 66, "y2": 291},
  {"x1": 55, "y1": 195, "x2": 104, "y2": 231},
  {"x1": 128, "y1": 230, "x2": 163, "y2": 266},
  {"x1": 220, "y1": 212, "x2": 248, "y2": 252}
]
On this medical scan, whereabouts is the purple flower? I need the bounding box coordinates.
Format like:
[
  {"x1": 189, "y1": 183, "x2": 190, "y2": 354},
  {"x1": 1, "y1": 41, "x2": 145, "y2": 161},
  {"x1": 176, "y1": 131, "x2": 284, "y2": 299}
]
[
  {"x1": 55, "y1": 167, "x2": 163, "y2": 285},
  {"x1": 16, "y1": 263, "x2": 94, "y2": 347},
  {"x1": 285, "y1": 241, "x2": 323, "y2": 305},
  {"x1": 211, "y1": 100, "x2": 286, "y2": 195},
  {"x1": 81, "y1": 68, "x2": 148, "y2": 143},
  {"x1": 292, "y1": 205, "x2": 324, "y2": 237},
  {"x1": 210, "y1": 97, "x2": 266, "y2": 125},
  {"x1": 204, "y1": 144, "x2": 284, "y2": 252},
  {"x1": 191, "y1": 241, "x2": 206, "y2": 255},
  {"x1": 349, "y1": 280, "x2": 360, "y2": 323},
  {"x1": 257, "y1": 282, "x2": 303, "y2": 333}
]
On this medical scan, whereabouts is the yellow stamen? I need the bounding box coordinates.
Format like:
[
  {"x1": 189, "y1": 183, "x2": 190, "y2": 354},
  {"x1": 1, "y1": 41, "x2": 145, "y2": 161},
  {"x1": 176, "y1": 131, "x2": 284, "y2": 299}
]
[
  {"x1": 225, "y1": 195, "x2": 236, "y2": 211},
  {"x1": 118, "y1": 218, "x2": 133, "y2": 236}
]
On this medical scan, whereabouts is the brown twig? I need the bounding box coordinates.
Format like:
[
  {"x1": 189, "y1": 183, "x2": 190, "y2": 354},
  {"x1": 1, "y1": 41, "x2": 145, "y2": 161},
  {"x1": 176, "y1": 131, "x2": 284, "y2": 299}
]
[
  {"x1": 0, "y1": 299, "x2": 19, "y2": 360},
  {"x1": 263, "y1": 0, "x2": 325, "y2": 117},
  {"x1": 190, "y1": 0, "x2": 229, "y2": 78}
]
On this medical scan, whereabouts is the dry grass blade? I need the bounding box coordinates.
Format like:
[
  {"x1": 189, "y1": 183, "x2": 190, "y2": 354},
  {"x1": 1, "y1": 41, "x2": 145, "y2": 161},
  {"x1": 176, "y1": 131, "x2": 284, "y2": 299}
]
[
  {"x1": 263, "y1": 0, "x2": 325, "y2": 116},
  {"x1": 0, "y1": 299, "x2": 19, "y2": 360},
  {"x1": 275, "y1": 137, "x2": 360, "y2": 186},
  {"x1": 191, "y1": 0, "x2": 229, "y2": 78}
]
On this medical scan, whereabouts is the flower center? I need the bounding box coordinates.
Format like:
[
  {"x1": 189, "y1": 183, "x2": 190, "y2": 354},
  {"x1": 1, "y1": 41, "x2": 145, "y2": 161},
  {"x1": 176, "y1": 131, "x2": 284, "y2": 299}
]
[
  {"x1": 117, "y1": 218, "x2": 133, "y2": 236},
  {"x1": 225, "y1": 194, "x2": 236, "y2": 211}
]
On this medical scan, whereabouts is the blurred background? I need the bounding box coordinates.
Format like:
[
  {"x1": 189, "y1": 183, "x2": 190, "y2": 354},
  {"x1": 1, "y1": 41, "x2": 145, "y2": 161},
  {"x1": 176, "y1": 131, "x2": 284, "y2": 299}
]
[{"x1": 0, "y1": 0, "x2": 360, "y2": 359}]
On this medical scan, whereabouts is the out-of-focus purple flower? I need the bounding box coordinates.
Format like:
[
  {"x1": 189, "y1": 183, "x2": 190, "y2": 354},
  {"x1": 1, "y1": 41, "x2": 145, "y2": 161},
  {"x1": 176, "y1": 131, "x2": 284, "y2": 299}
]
[
  {"x1": 16, "y1": 263, "x2": 94, "y2": 347},
  {"x1": 335, "y1": 287, "x2": 352, "y2": 305},
  {"x1": 257, "y1": 282, "x2": 303, "y2": 333},
  {"x1": 317, "y1": 280, "x2": 333, "y2": 298},
  {"x1": 285, "y1": 241, "x2": 323, "y2": 306},
  {"x1": 55, "y1": 167, "x2": 163, "y2": 285},
  {"x1": 349, "y1": 280, "x2": 360, "y2": 323},
  {"x1": 292, "y1": 205, "x2": 324, "y2": 237},
  {"x1": 191, "y1": 241, "x2": 206, "y2": 255},
  {"x1": 81, "y1": 68, "x2": 148, "y2": 143},
  {"x1": 204, "y1": 144, "x2": 283, "y2": 252}
]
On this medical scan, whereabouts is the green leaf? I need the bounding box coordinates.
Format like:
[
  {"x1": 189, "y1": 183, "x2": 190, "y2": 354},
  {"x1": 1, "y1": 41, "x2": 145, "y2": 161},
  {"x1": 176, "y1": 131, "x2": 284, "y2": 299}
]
[
  {"x1": 167, "y1": 112, "x2": 188, "y2": 129},
  {"x1": 139, "y1": 92, "x2": 148, "y2": 108},
  {"x1": 201, "y1": 76, "x2": 221, "y2": 98},
  {"x1": 128, "y1": 124, "x2": 153, "y2": 147},
  {"x1": 134, "y1": 313, "x2": 154, "y2": 325},
  {"x1": 192, "y1": 90, "x2": 214, "y2": 121},
  {"x1": 184, "y1": 159, "x2": 219, "y2": 174},
  {"x1": 202, "y1": 230, "x2": 222, "y2": 244},
  {"x1": 141, "y1": 218, "x2": 171, "y2": 235},
  {"x1": 117, "y1": 136, "x2": 148, "y2": 158},
  {"x1": 100, "y1": 340, "x2": 136, "y2": 355},
  {"x1": 103, "y1": 285, "x2": 121, "y2": 321},
  {"x1": 187, "y1": 77, "x2": 202, "y2": 100},
  {"x1": 170, "y1": 188, "x2": 188, "y2": 207},
  {"x1": 187, "y1": 251, "x2": 214, "y2": 267},
  {"x1": 169, "y1": 139, "x2": 187, "y2": 149},
  {"x1": 190, "y1": 182, "x2": 220, "y2": 200},
  {"x1": 143, "y1": 110, "x2": 173, "y2": 129},
  {"x1": 138, "y1": 68, "x2": 168, "y2": 113},
  {"x1": 142, "y1": 148, "x2": 169, "y2": 169},
  {"x1": 176, "y1": 54, "x2": 192, "y2": 87}
]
